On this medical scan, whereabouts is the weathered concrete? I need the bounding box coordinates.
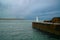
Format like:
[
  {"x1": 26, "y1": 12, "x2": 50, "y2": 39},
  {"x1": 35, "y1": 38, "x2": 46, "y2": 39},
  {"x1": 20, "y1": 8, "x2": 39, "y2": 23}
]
[
  {"x1": 32, "y1": 22, "x2": 60, "y2": 35},
  {"x1": 32, "y1": 17, "x2": 60, "y2": 35}
]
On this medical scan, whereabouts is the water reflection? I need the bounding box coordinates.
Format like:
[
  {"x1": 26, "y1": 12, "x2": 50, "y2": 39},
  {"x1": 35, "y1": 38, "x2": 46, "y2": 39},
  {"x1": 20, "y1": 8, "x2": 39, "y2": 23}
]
[
  {"x1": 0, "y1": 20, "x2": 60, "y2": 40},
  {"x1": 33, "y1": 28, "x2": 60, "y2": 40}
]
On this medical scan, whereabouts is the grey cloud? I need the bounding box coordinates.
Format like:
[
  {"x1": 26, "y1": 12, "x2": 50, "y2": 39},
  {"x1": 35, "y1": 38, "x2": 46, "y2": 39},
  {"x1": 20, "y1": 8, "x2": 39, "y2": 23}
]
[{"x1": 0, "y1": 0, "x2": 60, "y2": 19}]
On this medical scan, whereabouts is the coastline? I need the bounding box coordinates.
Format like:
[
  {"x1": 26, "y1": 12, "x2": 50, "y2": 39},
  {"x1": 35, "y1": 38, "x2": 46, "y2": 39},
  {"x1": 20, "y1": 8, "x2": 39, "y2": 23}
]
[{"x1": 0, "y1": 18, "x2": 25, "y2": 20}]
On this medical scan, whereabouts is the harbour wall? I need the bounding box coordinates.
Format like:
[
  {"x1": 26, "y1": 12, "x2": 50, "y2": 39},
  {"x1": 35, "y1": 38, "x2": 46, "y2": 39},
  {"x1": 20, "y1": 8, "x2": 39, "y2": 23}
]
[{"x1": 32, "y1": 22, "x2": 60, "y2": 35}]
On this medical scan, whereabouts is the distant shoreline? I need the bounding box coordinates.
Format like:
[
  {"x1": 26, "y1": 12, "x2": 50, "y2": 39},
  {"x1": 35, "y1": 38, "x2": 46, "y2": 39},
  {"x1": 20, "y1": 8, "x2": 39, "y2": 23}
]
[{"x1": 0, "y1": 18, "x2": 25, "y2": 20}]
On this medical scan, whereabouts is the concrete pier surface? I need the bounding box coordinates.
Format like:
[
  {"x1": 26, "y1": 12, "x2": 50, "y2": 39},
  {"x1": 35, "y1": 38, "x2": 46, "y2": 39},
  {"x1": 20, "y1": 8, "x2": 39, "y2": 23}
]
[{"x1": 32, "y1": 17, "x2": 60, "y2": 35}]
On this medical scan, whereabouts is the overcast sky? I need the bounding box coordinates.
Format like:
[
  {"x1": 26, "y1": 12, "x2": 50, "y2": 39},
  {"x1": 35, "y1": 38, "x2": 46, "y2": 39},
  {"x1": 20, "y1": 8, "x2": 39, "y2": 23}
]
[{"x1": 0, "y1": 0, "x2": 60, "y2": 20}]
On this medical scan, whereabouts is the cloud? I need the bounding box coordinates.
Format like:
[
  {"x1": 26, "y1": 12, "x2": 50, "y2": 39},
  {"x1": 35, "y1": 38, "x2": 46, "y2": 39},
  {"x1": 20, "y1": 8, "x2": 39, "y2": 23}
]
[{"x1": 0, "y1": 0, "x2": 60, "y2": 20}]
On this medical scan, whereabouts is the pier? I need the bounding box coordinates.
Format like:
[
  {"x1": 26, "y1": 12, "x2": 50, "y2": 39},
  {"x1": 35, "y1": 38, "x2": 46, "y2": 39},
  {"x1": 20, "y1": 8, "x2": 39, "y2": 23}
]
[{"x1": 32, "y1": 17, "x2": 60, "y2": 35}]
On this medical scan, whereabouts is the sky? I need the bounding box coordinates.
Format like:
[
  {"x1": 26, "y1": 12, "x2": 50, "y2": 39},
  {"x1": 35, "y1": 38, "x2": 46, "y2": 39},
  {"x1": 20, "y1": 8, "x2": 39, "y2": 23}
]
[{"x1": 0, "y1": 0, "x2": 60, "y2": 20}]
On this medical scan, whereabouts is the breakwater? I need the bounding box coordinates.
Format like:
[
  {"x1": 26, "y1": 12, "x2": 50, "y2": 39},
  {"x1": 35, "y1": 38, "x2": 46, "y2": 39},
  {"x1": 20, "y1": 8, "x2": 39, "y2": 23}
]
[{"x1": 32, "y1": 17, "x2": 60, "y2": 35}]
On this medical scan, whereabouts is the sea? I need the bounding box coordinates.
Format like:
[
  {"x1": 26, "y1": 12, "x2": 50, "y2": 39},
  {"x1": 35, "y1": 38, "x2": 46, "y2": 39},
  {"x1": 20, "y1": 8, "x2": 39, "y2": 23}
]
[{"x1": 0, "y1": 20, "x2": 60, "y2": 40}]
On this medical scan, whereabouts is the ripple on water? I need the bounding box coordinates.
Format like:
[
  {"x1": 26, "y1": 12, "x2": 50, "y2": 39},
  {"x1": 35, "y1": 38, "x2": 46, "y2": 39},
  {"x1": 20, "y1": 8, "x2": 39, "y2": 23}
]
[{"x1": 0, "y1": 20, "x2": 60, "y2": 40}]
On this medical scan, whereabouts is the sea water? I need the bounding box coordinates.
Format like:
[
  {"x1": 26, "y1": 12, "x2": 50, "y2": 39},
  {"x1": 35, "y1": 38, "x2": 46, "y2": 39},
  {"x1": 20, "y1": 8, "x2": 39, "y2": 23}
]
[{"x1": 0, "y1": 20, "x2": 60, "y2": 40}]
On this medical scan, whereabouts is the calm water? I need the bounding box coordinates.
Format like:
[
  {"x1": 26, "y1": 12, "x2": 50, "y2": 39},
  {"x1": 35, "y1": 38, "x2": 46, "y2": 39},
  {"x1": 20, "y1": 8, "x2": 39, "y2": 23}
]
[{"x1": 0, "y1": 20, "x2": 60, "y2": 40}]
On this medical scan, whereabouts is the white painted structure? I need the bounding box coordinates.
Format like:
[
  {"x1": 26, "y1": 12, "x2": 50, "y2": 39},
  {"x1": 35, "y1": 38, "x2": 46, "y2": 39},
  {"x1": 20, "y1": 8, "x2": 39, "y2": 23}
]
[{"x1": 36, "y1": 16, "x2": 38, "y2": 22}]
